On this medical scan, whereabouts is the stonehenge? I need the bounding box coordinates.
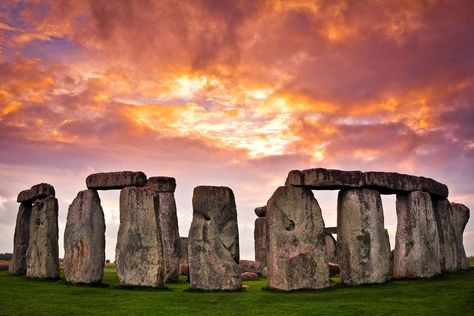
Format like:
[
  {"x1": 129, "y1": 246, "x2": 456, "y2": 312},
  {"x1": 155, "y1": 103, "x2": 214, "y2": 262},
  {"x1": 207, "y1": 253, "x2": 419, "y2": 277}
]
[
  {"x1": 188, "y1": 186, "x2": 241, "y2": 290},
  {"x1": 8, "y1": 167, "x2": 471, "y2": 292}
]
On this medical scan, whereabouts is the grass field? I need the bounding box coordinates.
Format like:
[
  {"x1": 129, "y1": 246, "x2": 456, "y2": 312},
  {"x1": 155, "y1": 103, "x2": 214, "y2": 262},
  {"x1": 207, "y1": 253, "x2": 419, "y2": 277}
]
[{"x1": 1, "y1": 267, "x2": 473, "y2": 315}]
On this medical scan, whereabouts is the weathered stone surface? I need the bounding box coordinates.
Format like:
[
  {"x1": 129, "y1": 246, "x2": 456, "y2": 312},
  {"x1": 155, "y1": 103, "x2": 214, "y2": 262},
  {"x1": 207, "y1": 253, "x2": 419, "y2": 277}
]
[
  {"x1": 188, "y1": 186, "x2": 241, "y2": 290},
  {"x1": 267, "y1": 186, "x2": 329, "y2": 291},
  {"x1": 286, "y1": 168, "x2": 448, "y2": 198},
  {"x1": 324, "y1": 227, "x2": 337, "y2": 235},
  {"x1": 329, "y1": 263, "x2": 340, "y2": 277},
  {"x1": 254, "y1": 206, "x2": 267, "y2": 217},
  {"x1": 17, "y1": 183, "x2": 55, "y2": 203},
  {"x1": 451, "y1": 203, "x2": 470, "y2": 270},
  {"x1": 64, "y1": 190, "x2": 105, "y2": 284},
  {"x1": 325, "y1": 233, "x2": 337, "y2": 264},
  {"x1": 26, "y1": 196, "x2": 59, "y2": 279},
  {"x1": 86, "y1": 171, "x2": 147, "y2": 190},
  {"x1": 179, "y1": 237, "x2": 188, "y2": 267},
  {"x1": 394, "y1": 191, "x2": 441, "y2": 278},
  {"x1": 9, "y1": 203, "x2": 32, "y2": 275},
  {"x1": 261, "y1": 266, "x2": 268, "y2": 277},
  {"x1": 241, "y1": 272, "x2": 259, "y2": 280},
  {"x1": 337, "y1": 189, "x2": 390, "y2": 285},
  {"x1": 239, "y1": 260, "x2": 264, "y2": 276},
  {"x1": 116, "y1": 186, "x2": 165, "y2": 287},
  {"x1": 254, "y1": 217, "x2": 268, "y2": 266},
  {"x1": 147, "y1": 177, "x2": 176, "y2": 192},
  {"x1": 432, "y1": 198, "x2": 457, "y2": 272}
]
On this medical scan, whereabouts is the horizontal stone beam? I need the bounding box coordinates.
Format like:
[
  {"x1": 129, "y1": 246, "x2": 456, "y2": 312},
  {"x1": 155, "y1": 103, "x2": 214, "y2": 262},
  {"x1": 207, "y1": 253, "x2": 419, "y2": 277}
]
[
  {"x1": 86, "y1": 171, "x2": 147, "y2": 190},
  {"x1": 146, "y1": 177, "x2": 176, "y2": 193},
  {"x1": 17, "y1": 183, "x2": 55, "y2": 203},
  {"x1": 254, "y1": 206, "x2": 266, "y2": 217},
  {"x1": 285, "y1": 168, "x2": 448, "y2": 198}
]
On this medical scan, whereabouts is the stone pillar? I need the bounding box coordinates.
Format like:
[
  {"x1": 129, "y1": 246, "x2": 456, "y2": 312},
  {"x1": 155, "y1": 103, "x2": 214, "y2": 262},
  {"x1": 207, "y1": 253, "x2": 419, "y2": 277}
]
[
  {"x1": 267, "y1": 186, "x2": 329, "y2": 291},
  {"x1": 254, "y1": 217, "x2": 268, "y2": 266},
  {"x1": 116, "y1": 186, "x2": 165, "y2": 287},
  {"x1": 337, "y1": 189, "x2": 390, "y2": 285},
  {"x1": 325, "y1": 233, "x2": 337, "y2": 264},
  {"x1": 179, "y1": 237, "x2": 189, "y2": 276},
  {"x1": 9, "y1": 203, "x2": 32, "y2": 275},
  {"x1": 432, "y1": 198, "x2": 457, "y2": 272},
  {"x1": 146, "y1": 177, "x2": 181, "y2": 282},
  {"x1": 394, "y1": 191, "x2": 441, "y2": 278},
  {"x1": 188, "y1": 186, "x2": 241, "y2": 290},
  {"x1": 64, "y1": 189, "x2": 105, "y2": 284},
  {"x1": 451, "y1": 202, "x2": 470, "y2": 270},
  {"x1": 26, "y1": 196, "x2": 59, "y2": 279}
]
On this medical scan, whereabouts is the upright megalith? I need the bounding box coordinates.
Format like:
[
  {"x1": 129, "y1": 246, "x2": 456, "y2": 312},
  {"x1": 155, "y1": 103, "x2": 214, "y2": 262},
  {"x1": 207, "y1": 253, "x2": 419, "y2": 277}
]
[
  {"x1": 451, "y1": 203, "x2": 470, "y2": 270},
  {"x1": 64, "y1": 189, "x2": 105, "y2": 284},
  {"x1": 26, "y1": 196, "x2": 59, "y2": 279},
  {"x1": 254, "y1": 217, "x2": 268, "y2": 266},
  {"x1": 394, "y1": 191, "x2": 441, "y2": 278},
  {"x1": 86, "y1": 171, "x2": 147, "y2": 190},
  {"x1": 325, "y1": 233, "x2": 337, "y2": 264},
  {"x1": 337, "y1": 189, "x2": 390, "y2": 285},
  {"x1": 179, "y1": 237, "x2": 189, "y2": 276},
  {"x1": 188, "y1": 186, "x2": 241, "y2": 290},
  {"x1": 267, "y1": 186, "x2": 329, "y2": 291},
  {"x1": 146, "y1": 177, "x2": 181, "y2": 282},
  {"x1": 432, "y1": 198, "x2": 457, "y2": 272},
  {"x1": 116, "y1": 186, "x2": 165, "y2": 287},
  {"x1": 9, "y1": 203, "x2": 32, "y2": 275}
]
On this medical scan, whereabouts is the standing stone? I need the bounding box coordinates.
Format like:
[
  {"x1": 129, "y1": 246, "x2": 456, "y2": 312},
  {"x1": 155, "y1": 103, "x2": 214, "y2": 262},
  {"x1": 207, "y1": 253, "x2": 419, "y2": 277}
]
[
  {"x1": 147, "y1": 177, "x2": 181, "y2": 282},
  {"x1": 254, "y1": 217, "x2": 268, "y2": 266},
  {"x1": 394, "y1": 191, "x2": 441, "y2": 278},
  {"x1": 9, "y1": 203, "x2": 32, "y2": 275},
  {"x1": 179, "y1": 237, "x2": 189, "y2": 276},
  {"x1": 432, "y1": 198, "x2": 457, "y2": 272},
  {"x1": 26, "y1": 196, "x2": 59, "y2": 279},
  {"x1": 116, "y1": 187, "x2": 165, "y2": 287},
  {"x1": 337, "y1": 189, "x2": 390, "y2": 285},
  {"x1": 64, "y1": 190, "x2": 105, "y2": 284},
  {"x1": 267, "y1": 186, "x2": 329, "y2": 291},
  {"x1": 188, "y1": 186, "x2": 241, "y2": 290},
  {"x1": 325, "y1": 233, "x2": 337, "y2": 264},
  {"x1": 451, "y1": 203, "x2": 470, "y2": 270}
]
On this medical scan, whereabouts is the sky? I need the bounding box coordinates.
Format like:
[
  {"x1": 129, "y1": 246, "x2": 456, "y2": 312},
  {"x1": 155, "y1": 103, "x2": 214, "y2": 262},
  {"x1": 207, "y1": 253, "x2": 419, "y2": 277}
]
[{"x1": 0, "y1": 0, "x2": 473, "y2": 261}]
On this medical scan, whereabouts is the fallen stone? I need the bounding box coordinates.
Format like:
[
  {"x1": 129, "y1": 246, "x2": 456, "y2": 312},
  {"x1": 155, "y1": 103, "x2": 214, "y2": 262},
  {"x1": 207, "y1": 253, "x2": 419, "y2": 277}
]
[
  {"x1": 188, "y1": 186, "x2": 241, "y2": 290},
  {"x1": 286, "y1": 168, "x2": 448, "y2": 198},
  {"x1": 451, "y1": 203, "x2": 470, "y2": 270},
  {"x1": 147, "y1": 176, "x2": 176, "y2": 192},
  {"x1": 241, "y1": 272, "x2": 259, "y2": 280},
  {"x1": 26, "y1": 196, "x2": 59, "y2": 279},
  {"x1": 86, "y1": 171, "x2": 147, "y2": 190},
  {"x1": 254, "y1": 206, "x2": 267, "y2": 217},
  {"x1": 432, "y1": 198, "x2": 458, "y2": 272},
  {"x1": 325, "y1": 233, "x2": 337, "y2": 264},
  {"x1": 267, "y1": 186, "x2": 329, "y2": 291},
  {"x1": 239, "y1": 260, "x2": 263, "y2": 276},
  {"x1": 329, "y1": 263, "x2": 340, "y2": 277},
  {"x1": 64, "y1": 190, "x2": 105, "y2": 284},
  {"x1": 17, "y1": 183, "x2": 55, "y2": 203},
  {"x1": 394, "y1": 191, "x2": 441, "y2": 278},
  {"x1": 254, "y1": 217, "x2": 268, "y2": 266},
  {"x1": 116, "y1": 186, "x2": 165, "y2": 287},
  {"x1": 9, "y1": 203, "x2": 32, "y2": 275},
  {"x1": 147, "y1": 179, "x2": 181, "y2": 282},
  {"x1": 337, "y1": 189, "x2": 391, "y2": 285}
]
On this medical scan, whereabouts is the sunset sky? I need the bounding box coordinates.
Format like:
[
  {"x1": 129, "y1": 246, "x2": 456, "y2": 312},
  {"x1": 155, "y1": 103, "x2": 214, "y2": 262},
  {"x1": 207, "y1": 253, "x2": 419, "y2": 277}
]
[{"x1": 0, "y1": 0, "x2": 473, "y2": 261}]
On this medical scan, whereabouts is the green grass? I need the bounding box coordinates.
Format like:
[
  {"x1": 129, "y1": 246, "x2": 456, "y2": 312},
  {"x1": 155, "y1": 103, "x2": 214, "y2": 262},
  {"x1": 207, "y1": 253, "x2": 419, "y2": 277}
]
[
  {"x1": 469, "y1": 256, "x2": 474, "y2": 267},
  {"x1": 1, "y1": 269, "x2": 473, "y2": 315}
]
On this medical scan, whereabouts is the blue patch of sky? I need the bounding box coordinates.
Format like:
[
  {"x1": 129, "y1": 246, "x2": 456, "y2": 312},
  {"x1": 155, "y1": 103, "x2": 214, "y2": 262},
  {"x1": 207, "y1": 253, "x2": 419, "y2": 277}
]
[{"x1": 21, "y1": 36, "x2": 81, "y2": 62}]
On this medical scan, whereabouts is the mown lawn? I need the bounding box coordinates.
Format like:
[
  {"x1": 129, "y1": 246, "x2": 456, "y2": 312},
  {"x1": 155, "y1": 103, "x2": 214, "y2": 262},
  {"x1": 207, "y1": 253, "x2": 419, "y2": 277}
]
[{"x1": 0, "y1": 267, "x2": 473, "y2": 315}]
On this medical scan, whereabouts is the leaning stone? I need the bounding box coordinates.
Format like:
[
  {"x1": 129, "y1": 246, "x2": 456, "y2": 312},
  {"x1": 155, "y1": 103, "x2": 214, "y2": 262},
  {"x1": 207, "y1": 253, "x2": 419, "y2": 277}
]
[
  {"x1": 451, "y1": 203, "x2": 470, "y2": 270},
  {"x1": 239, "y1": 260, "x2": 263, "y2": 276},
  {"x1": 64, "y1": 190, "x2": 105, "y2": 284},
  {"x1": 147, "y1": 178, "x2": 181, "y2": 282},
  {"x1": 17, "y1": 183, "x2": 55, "y2": 203},
  {"x1": 432, "y1": 198, "x2": 457, "y2": 272},
  {"x1": 254, "y1": 206, "x2": 267, "y2": 217},
  {"x1": 188, "y1": 186, "x2": 241, "y2": 290},
  {"x1": 147, "y1": 176, "x2": 176, "y2": 192},
  {"x1": 337, "y1": 189, "x2": 390, "y2": 285},
  {"x1": 254, "y1": 217, "x2": 268, "y2": 266},
  {"x1": 267, "y1": 186, "x2": 329, "y2": 291},
  {"x1": 394, "y1": 191, "x2": 441, "y2": 278},
  {"x1": 241, "y1": 272, "x2": 259, "y2": 280},
  {"x1": 26, "y1": 196, "x2": 59, "y2": 279},
  {"x1": 9, "y1": 203, "x2": 32, "y2": 275},
  {"x1": 86, "y1": 171, "x2": 147, "y2": 190},
  {"x1": 116, "y1": 186, "x2": 165, "y2": 287},
  {"x1": 325, "y1": 233, "x2": 337, "y2": 264}
]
